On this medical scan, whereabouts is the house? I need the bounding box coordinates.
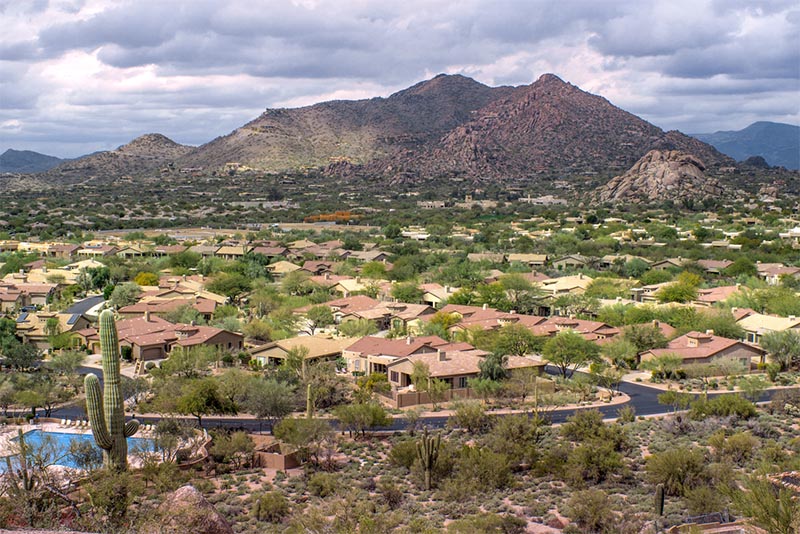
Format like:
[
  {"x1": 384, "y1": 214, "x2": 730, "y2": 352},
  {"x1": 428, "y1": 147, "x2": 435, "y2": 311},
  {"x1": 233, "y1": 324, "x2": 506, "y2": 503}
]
[
  {"x1": 507, "y1": 253, "x2": 548, "y2": 268},
  {"x1": 215, "y1": 245, "x2": 252, "y2": 260},
  {"x1": 692, "y1": 285, "x2": 741, "y2": 307},
  {"x1": 48, "y1": 244, "x2": 81, "y2": 259},
  {"x1": 330, "y1": 277, "x2": 389, "y2": 298},
  {"x1": 117, "y1": 296, "x2": 218, "y2": 322},
  {"x1": 696, "y1": 259, "x2": 733, "y2": 275},
  {"x1": 630, "y1": 282, "x2": 672, "y2": 303},
  {"x1": 639, "y1": 331, "x2": 765, "y2": 369},
  {"x1": 116, "y1": 245, "x2": 149, "y2": 258},
  {"x1": 343, "y1": 335, "x2": 454, "y2": 375},
  {"x1": 530, "y1": 317, "x2": 621, "y2": 344},
  {"x1": 76, "y1": 244, "x2": 118, "y2": 257},
  {"x1": 77, "y1": 314, "x2": 243, "y2": 361},
  {"x1": 650, "y1": 258, "x2": 687, "y2": 271},
  {"x1": 0, "y1": 286, "x2": 23, "y2": 313},
  {"x1": 736, "y1": 312, "x2": 800, "y2": 346},
  {"x1": 539, "y1": 274, "x2": 593, "y2": 296},
  {"x1": 250, "y1": 246, "x2": 290, "y2": 259},
  {"x1": 437, "y1": 304, "x2": 548, "y2": 335},
  {"x1": 756, "y1": 262, "x2": 800, "y2": 285},
  {"x1": 188, "y1": 244, "x2": 220, "y2": 257},
  {"x1": 340, "y1": 302, "x2": 435, "y2": 333},
  {"x1": 386, "y1": 349, "x2": 546, "y2": 390},
  {"x1": 419, "y1": 283, "x2": 458, "y2": 309},
  {"x1": 152, "y1": 245, "x2": 188, "y2": 257},
  {"x1": 598, "y1": 254, "x2": 650, "y2": 271},
  {"x1": 347, "y1": 250, "x2": 390, "y2": 263},
  {"x1": 295, "y1": 295, "x2": 380, "y2": 324},
  {"x1": 250, "y1": 335, "x2": 355, "y2": 367},
  {"x1": 551, "y1": 254, "x2": 591, "y2": 271},
  {"x1": 301, "y1": 261, "x2": 335, "y2": 275},
  {"x1": 15, "y1": 311, "x2": 91, "y2": 350},
  {"x1": 267, "y1": 261, "x2": 303, "y2": 277}
]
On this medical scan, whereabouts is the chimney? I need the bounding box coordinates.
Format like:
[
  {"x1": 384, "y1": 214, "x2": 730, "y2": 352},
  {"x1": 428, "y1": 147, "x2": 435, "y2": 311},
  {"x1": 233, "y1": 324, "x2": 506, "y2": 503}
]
[
  {"x1": 406, "y1": 335, "x2": 413, "y2": 345},
  {"x1": 144, "y1": 310, "x2": 150, "y2": 322},
  {"x1": 731, "y1": 307, "x2": 738, "y2": 313},
  {"x1": 510, "y1": 310, "x2": 516, "y2": 314},
  {"x1": 482, "y1": 303, "x2": 488, "y2": 310},
  {"x1": 325, "y1": 273, "x2": 331, "y2": 280},
  {"x1": 789, "y1": 316, "x2": 797, "y2": 321},
  {"x1": 355, "y1": 276, "x2": 361, "y2": 284},
  {"x1": 705, "y1": 329, "x2": 714, "y2": 336},
  {"x1": 42, "y1": 265, "x2": 47, "y2": 273},
  {"x1": 438, "y1": 349, "x2": 446, "y2": 362},
  {"x1": 182, "y1": 274, "x2": 187, "y2": 281},
  {"x1": 578, "y1": 273, "x2": 583, "y2": 279},
  {"x1": 652, "y1": 320, "x2": 659, "y2": 327}
]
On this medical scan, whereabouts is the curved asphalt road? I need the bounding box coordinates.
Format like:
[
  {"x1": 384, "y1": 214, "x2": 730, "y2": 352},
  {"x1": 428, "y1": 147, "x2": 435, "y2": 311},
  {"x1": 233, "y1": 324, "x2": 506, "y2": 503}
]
[{"x1": 48, "y1": 367, "x2": 791, "y2": 433}]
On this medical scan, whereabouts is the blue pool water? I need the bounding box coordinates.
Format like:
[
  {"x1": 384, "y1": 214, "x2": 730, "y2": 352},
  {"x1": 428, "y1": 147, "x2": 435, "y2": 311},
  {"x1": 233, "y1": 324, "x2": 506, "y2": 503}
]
[{"x1": 4, "y1": 429, "x2": 155, "y2": 470}]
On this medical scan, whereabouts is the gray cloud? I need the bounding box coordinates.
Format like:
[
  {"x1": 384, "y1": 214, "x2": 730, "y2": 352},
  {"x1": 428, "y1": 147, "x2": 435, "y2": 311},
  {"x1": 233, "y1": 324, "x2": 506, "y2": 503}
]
[{"x1": 0, "y1": 0, "x2": 797, "y2": 157}]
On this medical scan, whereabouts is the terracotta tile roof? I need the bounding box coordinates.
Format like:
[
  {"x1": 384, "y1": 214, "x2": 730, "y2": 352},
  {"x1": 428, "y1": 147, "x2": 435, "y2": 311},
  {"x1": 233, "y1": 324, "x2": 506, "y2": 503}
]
[
  {"x1": 695, "y1": 285, "x2": 741, "y2": 304},
  {"x1": 345, "y1": 335, "x2": 449, "y2": 358},
  {"x1": 644, "y1": 331, "x2": 764, "y2": 360}
]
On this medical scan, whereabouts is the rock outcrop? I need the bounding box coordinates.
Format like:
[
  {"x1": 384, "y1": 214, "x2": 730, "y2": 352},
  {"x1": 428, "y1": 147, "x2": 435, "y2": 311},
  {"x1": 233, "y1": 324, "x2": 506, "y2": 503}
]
[
  {"x1": 140, "y1": 485, "x2": 233, "y2": 534},
  {"x1": 595, "y1": 150, "x2": 724, "y2": 204}
]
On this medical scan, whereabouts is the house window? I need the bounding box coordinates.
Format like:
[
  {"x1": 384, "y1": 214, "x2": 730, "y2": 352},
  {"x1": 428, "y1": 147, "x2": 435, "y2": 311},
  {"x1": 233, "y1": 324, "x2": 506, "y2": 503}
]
[
  {"x1": 354, "y1": 360, "x2": 360, "y2": 371},
  {"x1": 458, "y1": 377, "x2": 468, "y2": 388},
  {"x1": 390, "y1": 371, "x2": 399, "y2": 383}
]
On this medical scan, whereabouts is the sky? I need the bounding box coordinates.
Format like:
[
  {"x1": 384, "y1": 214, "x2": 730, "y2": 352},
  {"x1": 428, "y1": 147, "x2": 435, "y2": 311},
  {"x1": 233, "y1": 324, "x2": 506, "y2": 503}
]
[{"x1": 1, "y1": 0, "x2": 799, "y2": 158}]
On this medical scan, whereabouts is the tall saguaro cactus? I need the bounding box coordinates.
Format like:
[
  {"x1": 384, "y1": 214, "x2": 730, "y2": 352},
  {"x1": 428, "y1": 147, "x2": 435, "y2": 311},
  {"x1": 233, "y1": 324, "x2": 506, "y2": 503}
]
[
  {"x1": 415, "y1": 428, "x2": 441, "y2": 491},
  {"x1": 85, "y1": 310, "x2": 139, "y2": 470}
]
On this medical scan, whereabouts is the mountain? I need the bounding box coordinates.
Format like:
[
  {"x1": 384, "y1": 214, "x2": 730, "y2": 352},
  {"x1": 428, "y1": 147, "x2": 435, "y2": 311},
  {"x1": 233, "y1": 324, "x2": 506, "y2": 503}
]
[
  {"x1": 0, "y1": 149, "x2": 64, "y2": 173},
  {"x1": 177, "y1": 74, "x2": 512, "y2": 172},
  {"x1": 594, "y1": 150, "x2": 723, "y2": 204},
  {"x1": 178, "y1": 73, "x2": 732, "y2": 182},
  {"x1": 370, "y1": 74, "x2": 730, "y2": 183},
  {"x1": 40, "y1": 134, "x2": 193, "y2": 183},
  {"x1": 29, "y1": 75, "x2": 734, "y2": 187},
  {"x1": 692, "y1": 121, "x2": 800, "y2": 170}
]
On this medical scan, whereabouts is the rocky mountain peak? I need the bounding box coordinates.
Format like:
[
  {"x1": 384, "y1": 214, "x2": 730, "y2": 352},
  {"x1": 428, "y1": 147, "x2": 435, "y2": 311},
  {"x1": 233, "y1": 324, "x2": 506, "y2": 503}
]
[
  {"x1": 116, "y1": 133, "x2": 185, "y2": 154},
  {"x1": 594, "y1": 149, "x2": 723, "y2": 204}
]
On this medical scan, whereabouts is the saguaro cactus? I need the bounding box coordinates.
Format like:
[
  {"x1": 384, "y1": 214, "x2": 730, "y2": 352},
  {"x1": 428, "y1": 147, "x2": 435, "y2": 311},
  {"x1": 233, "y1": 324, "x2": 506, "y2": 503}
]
[
  {"x1": 654, "y1": 483, "x2": 665, "y2": 516},
  {"x1": 415, "y1": 428, "x2": 441, "y2": 491},
  {"x1": 85, "y1": 309, "x2": 139, "y2": 470}
]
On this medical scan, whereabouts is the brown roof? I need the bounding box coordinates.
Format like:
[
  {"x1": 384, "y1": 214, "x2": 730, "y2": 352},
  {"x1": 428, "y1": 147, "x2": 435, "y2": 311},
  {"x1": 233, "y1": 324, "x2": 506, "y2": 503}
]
[
  {"x1": 345, "y1": 335, "x2": 449, "y2": 358},
  {"x1": 644, "y1": 331, "x2": 764, "y2": 360}
]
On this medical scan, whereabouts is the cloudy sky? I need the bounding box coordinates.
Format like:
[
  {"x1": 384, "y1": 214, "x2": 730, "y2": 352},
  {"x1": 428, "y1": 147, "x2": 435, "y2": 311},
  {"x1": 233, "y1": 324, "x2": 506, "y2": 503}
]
[{"x1": 1, "y1": 0, "x2": 798, "y2": 158}]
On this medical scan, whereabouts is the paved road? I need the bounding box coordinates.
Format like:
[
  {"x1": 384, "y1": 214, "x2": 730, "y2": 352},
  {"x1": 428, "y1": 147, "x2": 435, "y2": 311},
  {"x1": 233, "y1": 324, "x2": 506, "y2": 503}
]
[{"x1": 50, "y1": 368, "x2": 791, "y2": 433}]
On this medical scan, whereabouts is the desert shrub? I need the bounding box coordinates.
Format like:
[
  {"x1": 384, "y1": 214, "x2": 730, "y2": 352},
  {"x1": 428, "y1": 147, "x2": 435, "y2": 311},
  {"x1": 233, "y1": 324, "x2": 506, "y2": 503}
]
[
  {"x1": 690, "y1": 395, "x2": 756, "y2": 420},
  {"x1": 439, "y1": 446, "x2": 510, "y2": 500},
  {"x1": 646, "y1": 447, "x2": 709, "y2": 496},
  {"x1": 447, "y1": 512, "x2": 527, "y2": 533},
  {"x1": 684, "y1": 485, "x2": 728, "y2": 515},
  {"x1": 251, "y1": 491, "x2": 289, "y2": 522},
  {"x1": 389, "y1": 439, "x2": 418, "y2": 470},
  {"x1": 565, "y1": 489, "x2": 615, "y2": 533},
  {"x1": 379, "y1": 479, "x2": 405, "y2": 509},
  {"x1": 708, "y1": 430, "x2": 759, "y2": 465},
  {"x1": 448, "y1": 401, "x2": 491, "y2": 433},
  {"x1": 307, "y1": 471, "x2": 339, "y2": 498},
  {"x1": 565, "y1": 441, "x2": 624, "y2": 485},
  {"x1": 482, "y1": 413, "x2": 545, "y2": 467}
]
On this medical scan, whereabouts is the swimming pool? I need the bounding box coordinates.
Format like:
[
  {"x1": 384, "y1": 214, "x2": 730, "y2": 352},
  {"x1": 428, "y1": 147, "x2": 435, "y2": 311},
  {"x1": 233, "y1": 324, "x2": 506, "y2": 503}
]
[{"x1": 4, "y1": 429, "x2": 155, "y2": 470}]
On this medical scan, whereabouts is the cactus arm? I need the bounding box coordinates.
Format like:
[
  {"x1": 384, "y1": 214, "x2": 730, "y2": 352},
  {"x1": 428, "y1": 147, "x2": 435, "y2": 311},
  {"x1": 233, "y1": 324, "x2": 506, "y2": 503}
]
[
  {"x1": 124, "y1": 419, "x2": 140, "y2": 438},
  {"x1": 85, "y1": 374, "x2": 112, "y2": 450}
]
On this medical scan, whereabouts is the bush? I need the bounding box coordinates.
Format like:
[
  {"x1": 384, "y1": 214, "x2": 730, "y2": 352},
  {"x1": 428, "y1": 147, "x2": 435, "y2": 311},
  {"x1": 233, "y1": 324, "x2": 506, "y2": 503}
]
[
  {"x1": 565, "y1": 489, "x2": 614, "y2": 533},
  {"x1": 307, "y1": 472, "x2": 338, "y2": 498},
  {"x1": 447, "y1": 512, "x2": 527, "y2": 533},
  {"x1": 646, "y1": 447, "x2": 709, "y2": 496},
  {"x1": 448, "y1": 401, "x2": 491, "y2": 433},
  {"x1": 251, "y1": 492, "x2": 289, "y2": 522},
  {"x1": 565, "y1": 441, "x2": 624, "y2": 485},
  {"x1": 389, "y1": 439, "x2": 418, "y2": 470},
  {"x1": 689, "y1": 395, "x2": 757, "y2": 420},
  {"x1": 379, "y1": 479, "x2": 404, "y2": 509}
]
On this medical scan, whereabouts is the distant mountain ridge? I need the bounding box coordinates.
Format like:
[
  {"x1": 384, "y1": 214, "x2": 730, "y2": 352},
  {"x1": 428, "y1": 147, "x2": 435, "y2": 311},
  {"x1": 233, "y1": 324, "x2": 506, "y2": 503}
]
[
  {"x1": 40, "y1": 133, "x2": 193, "y2": 183},
  {"x1": 30, "y1": 74, "x2": 737, "y2": 186},
  {"x1": 692, "y1": 121, "x2": 800, "y2": 170},
  {"x1": 0, "y1": 149, "x2": 64, "y2": 173}
]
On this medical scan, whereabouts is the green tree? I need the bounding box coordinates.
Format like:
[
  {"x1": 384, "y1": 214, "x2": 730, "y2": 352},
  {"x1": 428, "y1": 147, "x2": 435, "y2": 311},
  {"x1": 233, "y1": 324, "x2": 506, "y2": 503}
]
[
  {"x1": 542, "y1": 330, "x2": 601, "y2": 378},
  {"x1": 725, "y1": 473, "x2": 800, "y2": 534},
  {"x1": 391, "y1": 282, "x2": 424, "y2": 304},
  {"x1": 498, "y1": 273, "x2": 542, "y2": 314},
  {"x1": 641, "y1": 353, "x2": 683, "y2": 380},
  {"x1": 242, "y1": 378, "x2": 296, "y2": 430},
  {"x1": 133, "y1": 272, "x2": 159, "y2": 286},
  {"x1": 646, "y1": 447, "x2": 709, "y2": 496},
  {"x1": 337, "y1": 318, "x2": 378, "y2": 337},
  {"x1": 176, "y1": 378, "x2": 237, "y2": 426},
  {"x1": 761, "y1": 329, "x2": 800, "y2": 371},
  {"x1": 303, "y1": 305, "x2": 334, "y2": 335},
  {"x1": 492, "y1": 323, "x2": 540, "y2": 357},
  {"x1": 623, "y1": 323, "x2": 668, "y2": 351},
  {"x1": 333, "y1": 402, "x2": 390, "y2": 437},
  {"x1": 273, "y1": 417, "x2": 335, "y2": 465},
  {"x1": 110, "y1": 282, "x2": 141, "y2": 308}
]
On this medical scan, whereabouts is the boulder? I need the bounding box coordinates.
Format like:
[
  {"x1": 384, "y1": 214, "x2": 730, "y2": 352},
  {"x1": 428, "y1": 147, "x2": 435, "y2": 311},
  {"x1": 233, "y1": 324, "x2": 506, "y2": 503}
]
[{"x1": 140, "y1": 485, "x2": 233, "y2": 534}]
